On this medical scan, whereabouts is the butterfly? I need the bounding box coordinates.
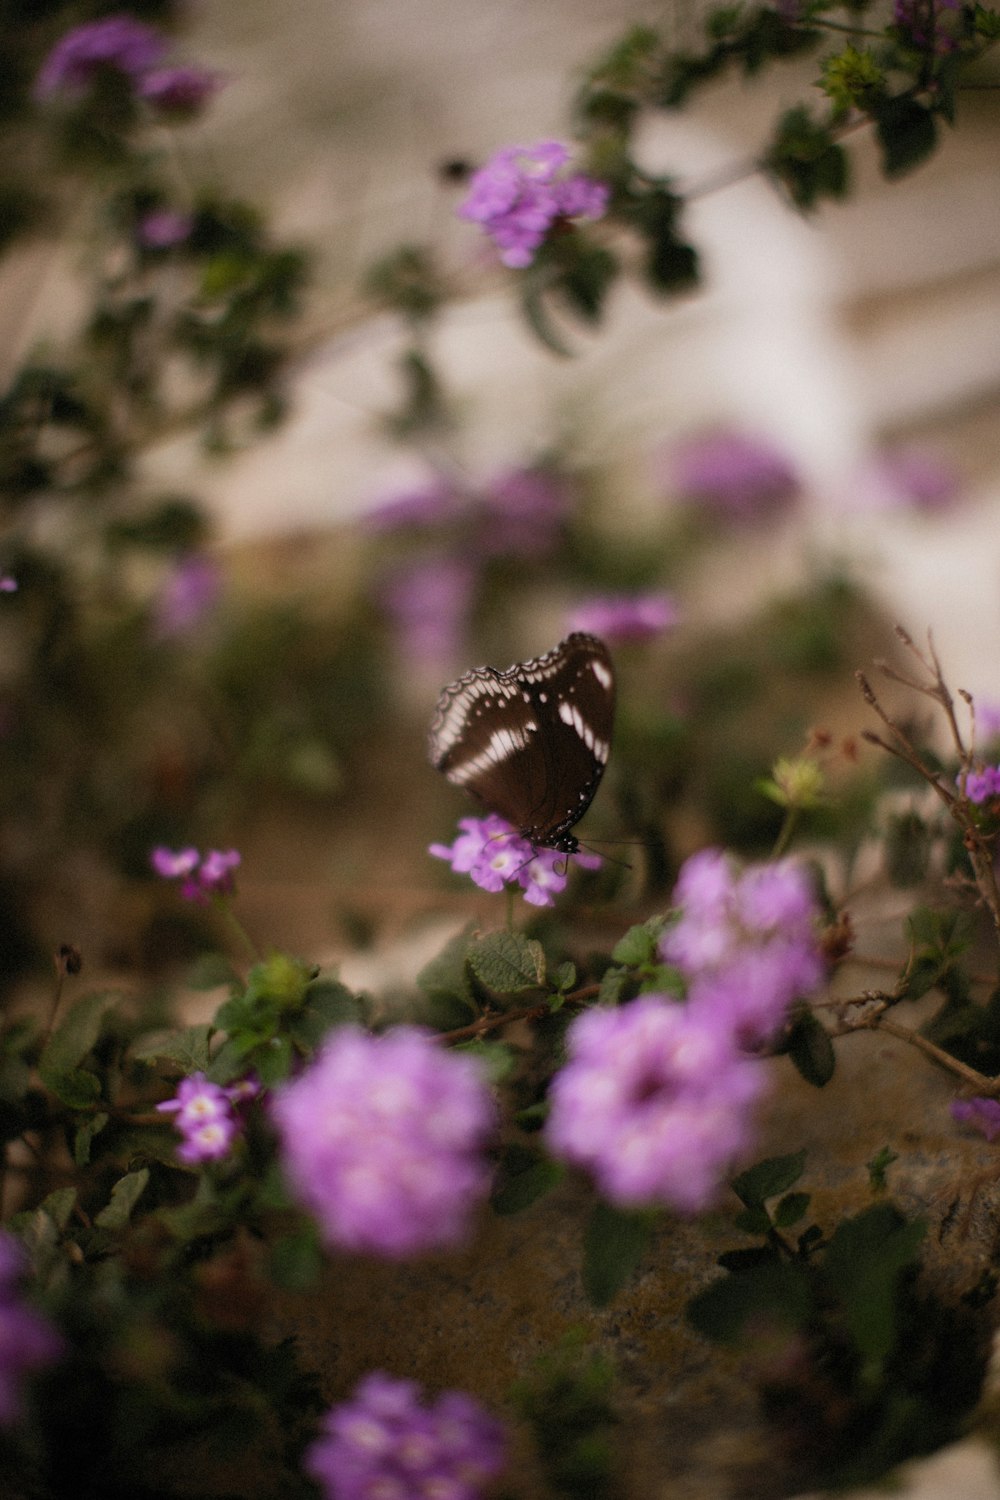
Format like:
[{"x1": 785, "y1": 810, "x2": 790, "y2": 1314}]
[{"x1": 428, "y1": 632, "x2": 615, "y2": 853}]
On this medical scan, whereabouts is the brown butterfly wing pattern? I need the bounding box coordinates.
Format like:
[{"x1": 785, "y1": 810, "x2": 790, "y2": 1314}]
[{"x1": 428, "y1": 633, "x2": 615, "y2": 853}]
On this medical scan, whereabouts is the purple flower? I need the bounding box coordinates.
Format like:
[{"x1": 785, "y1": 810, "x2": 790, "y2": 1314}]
[
  {"x1": 137, "y1": 209, "x2": 194, "y2": 250},
  {"x1": 305, "y1": 1372, "x2": 507, "y2": 1500},
  {"x1": 855, "y1": 445, "x2": 961, "y2": 512},
  {"x1": 660, "y1": 850, "x2": 822, "y2": 1047},
  {"x1": 152, "y1": 554, "x2": 221, "y2": 635},
  {"x1": 544, "y1": 995, "x2": 766, "y2": 1212},
  {"x1": 138, "y1": 65, "x2": 223, "y2": 117},
  {"x1": 0, "y1": 577, "x2": 16, "y2": 594},
  {"x1": 567, "y1": 592, "x2": 679, "y2": 644},
  {"x1": 893, "y1": 0, "x2": 964, "y2": 51},
  {"x1": 475, "y1": 467, "x2": 570, "y2": 558},
  {"x1": 271, "y1": 1027, "x2": 496, "y2": 1257},
  {"x1": 363, "y1": 481, "x2": 461, "y2": 536},
  {"x1": 379, "y1": 555, "x2": 477, "y2": 672},
  {"x1": 150, "y1": 845, "x2": 240, "y2": 903},
  {"x1": 667, "y1": 429, "x2": 800, "y2": 519},
  {"x1": 430, "y1": 815, "x2": 601, "y2": 908},
  {"x1": 0, "y1": 1232, "x2": 62, "y2": 1426},
  {"x1": 951, "y1": 1096, "x2": 1000, "y2": 1142},
  {"x1": 961, "y1": 766, "x2": 1000, "y2": 805},
  {"x1": 35, "y1": 14, "x2": 166, "y2": 98},
  {"x1": 157, "y1": 1072, "x2": 248, "y2": 1164},
  {"x1": 458, "y1": 141, "x2": 609, "y2": 269}
]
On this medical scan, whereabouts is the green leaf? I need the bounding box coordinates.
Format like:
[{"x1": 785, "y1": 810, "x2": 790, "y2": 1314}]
[
  {"x1": 94, "y1": 1168, "x2": 150, "y2": 1230},
  {"x1": 786, "y1": 1008, "x2": 836, "y2": 1087},
  {"x1": 492, "y1": 1154, "x2": 567, "y2": 1215},
  {"x1": 820, "y1": 1202, "x2": 926, "y2": 1367},
  {"x1": 731, "y1": 1150, "x2": 807, "y2": 1209},
  {"x1": 612, "y1": 916, "x2": 668, "y2": 966},
  {"x1": 74, "y1": 1112, "x2": 109, "y2": 1167},
  {"x1": 596, "y1": 967, "x2": 631, "y2": 1007},
  {"x1": 554, "y1": 961, "x2": 578, "y2": 993},
  {"x1": 734, "y1": 1204, "x2": 772, "y2": 1236},
  {"x1": 687, "y1": 1259, "x2": 813, "y2": 1344},
  {"x1": 874, "y1": 95, "x2": 938, "y2": 180},
  {"x1": 44, "y1": 1068, "x2": 102, "y2": 1109},
  {"x1": 39, "y1": 991, "x2": 119, "y2": 1087},
  {"x1": 765, "y1": 105, "x2": 849, "y2": 210},
  {"x1": 867, "y1": 1145, "x2": 899, "y2": 1192},
  {"x1": 39, "y1": 1186, "x2": 77, "y2": 1232},
  {"x1": 417, "y1": 923, "x2": 478, "y2": 1018},
  {"x1": 467, "y1": 931, "x2": 546, "y2": 996},
  {"x1": 288, "y1": 979, "x2": 361, "y2": 1050},
  {"x1": 132, "y1": 1024, "x2": 213, "y2": 1074},
  {"x1": 583, "y1": 1200, "x2": 653, "y2": 1307},
  {"x1": 773, "y1": 1191, "x2": 811, "y2": 1229}
]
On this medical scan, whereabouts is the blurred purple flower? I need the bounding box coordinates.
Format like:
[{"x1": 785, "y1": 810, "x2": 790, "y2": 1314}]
[
  {"x1": 661, "y1": 850, "x2": 823, "y2": 1048},
  {"x1": 458, "y1": 141, "x2": 609, "y2": 268},
  {"x1": 951, "y1": 1096, "x2": 1000, "y2": 1141},
  {"x1": 893, "y1": 0, "x2": 964, "y2": 51},
  {"x1": 976, "y1": 701, "x2": 1000, "y2": 743},
  {"x1": 667, "y1": 429, "x2": 800, "y2": 519},
  {"x1": 567, "y1": 591, "x2": 679, "y2": 644},
  {"x1": 306, "y1": 1372, "x2": 507, "y2": 1500},
  {"x1": 150, "y1": 845, "x2": 240, "y2": 903},
  {"x1": 475, "y1": 467, "x2": 570, "y2": 557},
  {"x1": 430, "y1": 814, "x2": 600, "y2": 907},
  {"x1": 0, "y1": 577, "x2": 16, "y2": 594},
  {"x1": 152, "y1": 554, "x2": 221, "y2": 636},
  {"x1": 0, "y1": 1232, "x2": 62, "y2": 1426},
  {"x1": 362, "y1": 481, "x2": 461, "y2": 536},
  {"x1": 961, "y1": 765, "x2": 1000, "y2": 805},
  {"x1": 138, "y1": 65, "x2": 223, "y2": 117},
  {"x1": 271, "y1": 1027, "x2": 496, "y2": 1257},
  {"x1": 137, "y1": 209, "x2": 194, "y2": 249},
  {"x1": 856, "y1": 445, "x2": 960, "y2": 512},
  {"x1": 544, "y1": 995, "x2": 766, "y2": 1212},
  {"x1": 35, "y1": 13, "x2": 166, "y2": 98},
  {"x1": 379, "y1": 555, "x2": 476, "y2": 671}
]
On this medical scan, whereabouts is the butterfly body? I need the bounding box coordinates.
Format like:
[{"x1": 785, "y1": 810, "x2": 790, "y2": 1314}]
[{"x1": 429, "y1": 633, "x2": 615, "y2": 852}]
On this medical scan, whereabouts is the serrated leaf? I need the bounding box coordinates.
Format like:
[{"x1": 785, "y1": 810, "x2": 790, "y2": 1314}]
[
  {"x1": 583, "y1": 1201, "x2": 653, "y2": 1307},
  {"x1": 555, "y1": 961, "x2": 578, "y2": 993},
  {"x1": 288, "y1": 979, "x2": 360, "y2": 1049},
  {"x1": 94, "y1": 1168, "x2": 149, "y2": 1230},
  {"x1": 596, "y1": 967, "x2": 631, "y2": 1007},
  {"x1": 492, "y1": 1156, "x2": 566, "y2": 1216},
  {"x1": 468, "y1": 932, "x2": 546, "y2": 996},
  {"x1": 612, "y1": 917, "x2": 668, "y2": 966},
  {"x1": 132, "y1": 1024, "x2": 213, "y2": 1073},
  {"x1": 39, "y1": 991, "x2": 119, "y2": 1085},
  {"x1": 731, "y1": 1150, "x2": 807, "y2": 1209}
]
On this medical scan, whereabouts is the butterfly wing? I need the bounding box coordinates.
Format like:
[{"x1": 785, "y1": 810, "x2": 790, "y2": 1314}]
[{"x1": 428, "y1": 633, "x2": 615, "y2": 849}]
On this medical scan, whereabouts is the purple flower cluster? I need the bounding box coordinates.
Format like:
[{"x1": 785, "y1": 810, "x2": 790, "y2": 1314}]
[
  {"x1": 893, "y1": 0, "x2": 964, "y2": 51},
  {"x1": 150, "y1": 845, "x2": 241, "y2": 903},
  {"x1": 855, "y1": 445, "x2": 960, "y2": 512},
  {"x1": 156, "y1": 1073, "x2": 257, "y2": 1165},
  {"x1": 35, "y1": 14, "x2": 220, "y2": 116},
  {"x1": 378, "y1": 555, "x2": 477, "y2": 674},
  {"x1": 271, "y1": 1027, "x2": 496, "y2": 1257},
  {"x1": 137, "y1": 209, "x2": 195, "y2": 250},
  {"x1": 430, "y1": 815, "x2": 601, "y2": 907},
  {"x1": 666, "y1": 428, "x2": 800, "y2": 519},
  {"x1": 545, "y1": 995, "x2": 767, "y2": 1213},
  {"x1": 0, "y1": 1233, "x2": 62, "y2": 1426},
  {"x1": 152, "y1": 554, "x2": 221, "y2": 634},
  {"x1": 660, "y1": 849, "x2": 823, "y2": 1048},
  {"x1": 961, "y1": 766, "x2": 1000, "y2": 805},
  {"x1": 458, "y1": 141, "x2": 609, "y2": 268},
  {"x1": 951, "y1": 1095, "x2": 1000, "y2": 1142},
  {"x1": 305, "y1": 1372, "x2": 507, "y2": 1500},
  {"x1": 567, "y1": 591, "x2": 679, "y2": 644}
]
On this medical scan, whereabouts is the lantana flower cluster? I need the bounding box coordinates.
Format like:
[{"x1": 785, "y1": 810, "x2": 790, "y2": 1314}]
[
  {"x1": 430, "y1": 814, "x2": 601, "y2": 907},
  {"x1": 150, "y1": 845, "x2": 241, "y2": 903},
  {"x1": 566, "y1": 591, "x2": 680, "y2": 644},
  {"x1": 35, "y1": 13, "x2": 220, "y2": 115},
  {"x1": 544, "y1": 850, "x2": 823, "y2": 1214},
  {"x1": 305, "y1": 1372, "x2": 507, "y2": 1500},
  {"x1": 0, "y1": 1233, "x2": 62, "y2": 1426},
  {"x1": 458, "y1": 140, "x2": 609, "y2": 268},
  {"x1": 157, "y1": 1073, "x2": 258, "y2": 1165},
  {"x1": 960, "y1": 765, "x2": 1000, "y2": 805},
  {"x1": 271, "y1": 1027, "x2": 496, "y2": 1257},
  {"x1": 665, "y1": 428, "x2": 800, "y2": 520}
]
